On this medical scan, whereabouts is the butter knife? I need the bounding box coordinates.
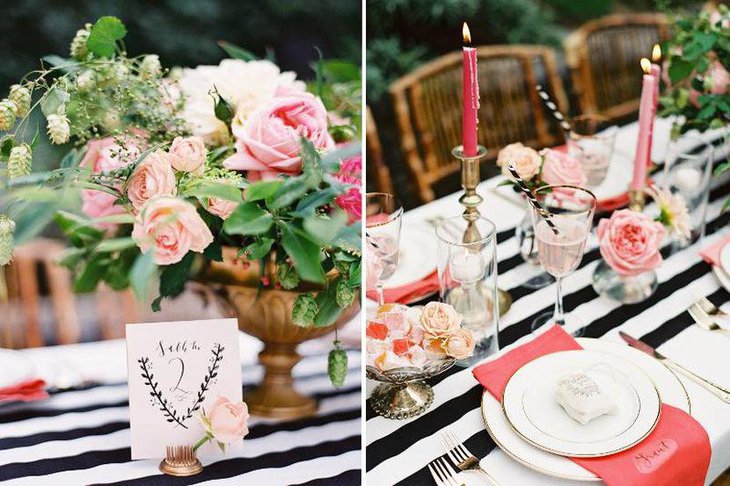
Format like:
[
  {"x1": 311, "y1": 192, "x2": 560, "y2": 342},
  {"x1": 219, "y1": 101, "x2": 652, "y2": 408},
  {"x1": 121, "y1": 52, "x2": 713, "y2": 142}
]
[{"x1": 619, "y1": 331, "x2": 730, "y2": 404}]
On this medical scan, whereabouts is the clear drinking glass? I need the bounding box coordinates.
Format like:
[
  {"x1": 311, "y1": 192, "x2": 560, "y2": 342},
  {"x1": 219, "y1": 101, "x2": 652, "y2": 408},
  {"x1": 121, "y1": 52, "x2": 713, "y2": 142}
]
[
  {"x1": 664, "y1": 136, "x2": 714, "y2": 247},
  {"x1": 530, "y1": 185, "x2": 596, "y2": 336},
  {"x1": 567, "y1": 115, "x2": 617, "y2": 187},
  {"x1": 365, "y1": 193, "x2": 403, "y2": 306},
  {"x1": 436, "y1": 216, "x2": 499, "y2": 365}
]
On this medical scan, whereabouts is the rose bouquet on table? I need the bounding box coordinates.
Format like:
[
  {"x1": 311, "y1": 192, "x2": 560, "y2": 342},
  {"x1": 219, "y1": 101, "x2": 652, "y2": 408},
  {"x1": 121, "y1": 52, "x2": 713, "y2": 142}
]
[
  {"x1": 0, "y1": 17, "x2": 361, "y2": 386},
  {"x1": 366, "y1": 302, "x2": 475, "y2": 371},
  {"x1": 496, "y1": 142, "x2": 587, "y2": 190}
]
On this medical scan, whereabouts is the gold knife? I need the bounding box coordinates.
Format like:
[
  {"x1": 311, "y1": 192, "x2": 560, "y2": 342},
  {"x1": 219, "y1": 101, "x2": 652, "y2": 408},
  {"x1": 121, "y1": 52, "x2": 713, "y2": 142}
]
[{"x1": 619, "y1": 331, "x2": 730, "y2": 404}]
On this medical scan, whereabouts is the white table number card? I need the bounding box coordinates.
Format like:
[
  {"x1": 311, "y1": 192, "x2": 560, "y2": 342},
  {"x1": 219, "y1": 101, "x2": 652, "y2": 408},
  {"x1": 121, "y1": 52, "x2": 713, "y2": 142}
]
[{"x1": 126, "y1": 318, "x2": 242, "y2": 459}]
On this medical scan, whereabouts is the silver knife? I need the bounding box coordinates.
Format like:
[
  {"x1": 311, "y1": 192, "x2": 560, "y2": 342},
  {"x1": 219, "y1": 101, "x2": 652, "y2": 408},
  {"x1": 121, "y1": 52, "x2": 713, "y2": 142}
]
[{"x1": 619, "y1": 331, "x2": 730, "y2": 404}]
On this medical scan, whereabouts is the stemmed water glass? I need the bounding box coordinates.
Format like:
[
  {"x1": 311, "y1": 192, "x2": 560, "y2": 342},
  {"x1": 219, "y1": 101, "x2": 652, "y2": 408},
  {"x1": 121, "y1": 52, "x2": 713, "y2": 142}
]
[
  {"x1": 567, "y1": 115, "x2": 617, "y2": 188},
  {"x1": 365, "y1": 193, "x2": 403, "y2": 306},
  {"x1": 530, "y1": 185, "x2": 596, "y2": 335}
]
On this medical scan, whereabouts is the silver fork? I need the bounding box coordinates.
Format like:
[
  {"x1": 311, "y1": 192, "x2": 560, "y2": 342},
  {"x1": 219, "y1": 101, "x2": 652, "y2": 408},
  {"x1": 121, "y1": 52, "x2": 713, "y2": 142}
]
[
  {"x1": 697, "y1": 296, "x2": 730, "y2": 319},
  {"x1": 442, "y1": 430, "x2": 500, "y2": 485},
  {"x1": 688, "y1": 301, "x2": 730, "y2": 336},
  {"x1": 427, "y1": 456, "x2": 464, "y2": 486}
]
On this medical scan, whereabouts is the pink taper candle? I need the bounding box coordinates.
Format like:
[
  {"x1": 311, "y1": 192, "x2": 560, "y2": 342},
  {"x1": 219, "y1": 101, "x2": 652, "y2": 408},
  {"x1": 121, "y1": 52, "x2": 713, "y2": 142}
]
[
  {"x1": 632, "y1": 58, "x2": 656, "y2": 191},
  {"x1": 648, "y1": 44, "x2": 661, "y2": 168},
  {"x1": 462, "y1": 22, "x2": 479, "y2": 157}
]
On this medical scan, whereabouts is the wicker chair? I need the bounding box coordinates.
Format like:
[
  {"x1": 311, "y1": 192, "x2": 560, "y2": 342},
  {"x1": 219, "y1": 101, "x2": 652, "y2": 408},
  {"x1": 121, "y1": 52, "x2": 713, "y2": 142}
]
[
  {"x1": 390, "y1": 45, "x2": 568, "y2": 203},
  {"x1": 565, "y1": 13, "x2": 669, "y2": 122},
  {"x1": 365, "y1": 106, "x2": 394, "y2": 195}
]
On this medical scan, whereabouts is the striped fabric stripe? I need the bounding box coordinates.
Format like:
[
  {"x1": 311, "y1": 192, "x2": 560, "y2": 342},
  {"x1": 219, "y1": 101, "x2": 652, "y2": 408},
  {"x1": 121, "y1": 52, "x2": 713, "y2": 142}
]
[
  {"x1": 366, "y1": 135, "x2": 730, "y2": 485},
  {"x1": 0, "y1": 350, "x2": 362, "y2": 485}
]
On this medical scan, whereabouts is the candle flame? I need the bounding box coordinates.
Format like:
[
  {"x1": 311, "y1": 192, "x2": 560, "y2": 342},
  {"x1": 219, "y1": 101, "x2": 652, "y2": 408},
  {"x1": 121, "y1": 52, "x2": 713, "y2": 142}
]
[
  {"x1": 640, "y1": 58, "x2": 652, "y2": 74},
  {"x1": 463, "y1": 23, "x2": 471, "y2": 44},
  {"x1": 652, "y1": 44, "x2": 661, "y2": 62}
]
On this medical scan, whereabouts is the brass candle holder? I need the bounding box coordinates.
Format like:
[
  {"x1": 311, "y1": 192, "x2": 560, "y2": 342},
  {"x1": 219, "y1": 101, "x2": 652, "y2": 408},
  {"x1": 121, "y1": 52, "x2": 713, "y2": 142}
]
[
  {"x1": 451, "y1": 145, "x2": 512, "y2": 316},
  {"x1": 628, "y1": 188, "x2": 645, "y2": 212}
]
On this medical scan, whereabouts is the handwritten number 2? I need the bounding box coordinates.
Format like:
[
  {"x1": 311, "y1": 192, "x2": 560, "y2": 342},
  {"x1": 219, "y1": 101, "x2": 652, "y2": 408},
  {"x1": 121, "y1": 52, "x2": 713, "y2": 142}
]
[{"x1": 169, "y1": 357, "x2": 189, "y2": 394}]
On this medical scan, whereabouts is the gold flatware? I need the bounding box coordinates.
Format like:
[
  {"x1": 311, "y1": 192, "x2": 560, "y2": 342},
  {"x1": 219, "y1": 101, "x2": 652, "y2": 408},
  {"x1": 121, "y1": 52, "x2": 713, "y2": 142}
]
[
  {"x1": 442, "y1": 430, "x2": 499, "y2": 485},
  {"x1": 159, "y1": 445, "x2": 203, "y2": 476},
  {"x1": 427, "y1": 456, "x2": 464, "y2": 486},
  {"x1": 619, "y1": 331, "x2": 730, "y2": 404},
  {"x1": 688, "y1": 301, "x2": 730, "y2": 336}
]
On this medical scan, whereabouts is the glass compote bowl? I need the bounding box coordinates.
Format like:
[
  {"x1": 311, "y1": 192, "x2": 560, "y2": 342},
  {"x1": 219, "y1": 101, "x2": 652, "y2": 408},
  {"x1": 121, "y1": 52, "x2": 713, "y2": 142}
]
[{"x1": 367, "y1": 358, "x2": 455, "y2": 420}]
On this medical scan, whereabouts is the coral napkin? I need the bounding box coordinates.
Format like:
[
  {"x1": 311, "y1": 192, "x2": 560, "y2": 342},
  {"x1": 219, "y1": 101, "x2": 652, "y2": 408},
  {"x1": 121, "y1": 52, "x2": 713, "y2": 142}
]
[
  {"x1": 473, "y1": 326, "x2": 711, "y2": 486},
  {"x1": 0, "y1": 378, "x2": 48, "y2": 402},
  {"x1": 700, "y1": 234, "x2": 730, "y2": 266},
  {"x1": 365, "y1": 271, "x2": 439, "y2": 304}
]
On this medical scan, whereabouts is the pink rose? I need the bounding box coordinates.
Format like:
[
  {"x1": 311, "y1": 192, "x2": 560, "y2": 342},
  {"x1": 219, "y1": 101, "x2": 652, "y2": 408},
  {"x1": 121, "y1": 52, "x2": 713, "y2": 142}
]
[
  {"x1": 132, "y1": 196, "x2": 213, "y2": 265},
  {"x1": 421, "y1": 302, "x2": 462, "y2": 337},
  {"x1": 708, "y1": 60, "x2": 730, "y2": 95},
  {"x1": 126, "y1": 150, "x2": 177, "y2": 211},
  {"x1": 169, "y1": 136, "x2": 207, "y2": 175},
  {"x1": 335, "y1": 155, "x2": 362, "y2": 185},
  {"x1": 597, "y1": 209, "x2": 666, "y2": 276},
  {"x1": 81, "y1": 190, "x2": 126, "y2": 229},
  {"x1": 80, "y1": 137, "x2": 141, "y2": 173},
  {"x1": 444, "y1": 328, "x2": 476, "y2": 359},
  {"x1": 223, "y1": 95, "x2": 335, "y2": 181},
  {"x1": 206, "y1": 197, "x2": 239, "y2": 220},
  {"x1": 541, "y1": 149, "x2": 587, "y2": 187},
  {"x1": 335, "y1": 187, "x2": 362, "y2": 224},
  {"x1": 497, "y1": 142, "x2": 541, "y2": 182},
  {"x1": 203, "y1": 396, "x2": 249, "y2": 444}
]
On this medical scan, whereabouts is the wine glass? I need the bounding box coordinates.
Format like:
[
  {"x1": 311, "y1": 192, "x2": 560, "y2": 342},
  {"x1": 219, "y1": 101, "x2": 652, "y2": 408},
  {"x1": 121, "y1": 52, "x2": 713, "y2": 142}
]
[
  {"x1": 567, "y1": 115, "x2": 617, "y2": 187},
  {"x1": 530, "y1": 185, "x2": 596, "y2": 335},
  {"x1": 365, "y1": 193, "x2": 403, "y2": 306}
]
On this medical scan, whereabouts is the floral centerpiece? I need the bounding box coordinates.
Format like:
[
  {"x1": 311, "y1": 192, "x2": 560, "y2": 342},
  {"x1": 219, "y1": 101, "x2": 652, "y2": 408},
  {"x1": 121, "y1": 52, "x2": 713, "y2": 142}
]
[
  {"x1": 496, "y1": 142, "x2": 587, "y2": 190},
  {"x1": 0, "y1": 17, "x2": 361, "y2": 401}
]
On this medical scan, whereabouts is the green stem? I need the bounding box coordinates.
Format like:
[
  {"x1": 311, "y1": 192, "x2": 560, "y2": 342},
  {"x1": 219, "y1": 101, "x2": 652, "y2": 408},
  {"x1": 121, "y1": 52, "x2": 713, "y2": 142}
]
[{"x1": 193, "y1": 432, "x2": 213, "y2": 452}]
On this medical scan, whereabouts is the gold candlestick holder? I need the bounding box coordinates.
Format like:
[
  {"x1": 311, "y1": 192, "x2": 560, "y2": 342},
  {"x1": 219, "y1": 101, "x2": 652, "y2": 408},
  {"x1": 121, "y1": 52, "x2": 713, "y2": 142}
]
[
  {"x1": 451, "y1": 145, "x2": 512, "y2": 316},
  {"x1": 628, "y1": 188, "x2": 645, "y2": 212}
]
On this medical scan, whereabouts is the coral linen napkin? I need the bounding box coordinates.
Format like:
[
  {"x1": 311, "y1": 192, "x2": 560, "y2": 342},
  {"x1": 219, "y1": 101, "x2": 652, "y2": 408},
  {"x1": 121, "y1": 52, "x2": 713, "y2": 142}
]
[
  {"x1": 365, "y1": 271, "x2": 439, "y2": 304},
  {"x1": 700, "y1": 234, "x2": 730, "y2": 266},
  {"x1": 472, "y1": 326, "x2": 711, "y2": 486},
  {"x1": 0, "y1": 378, "x2": 48, "y2": 402}
]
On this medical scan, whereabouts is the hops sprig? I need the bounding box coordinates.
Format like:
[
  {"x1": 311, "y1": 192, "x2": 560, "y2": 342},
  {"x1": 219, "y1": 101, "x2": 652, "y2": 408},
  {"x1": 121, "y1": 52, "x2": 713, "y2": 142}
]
[
  {"x1": 292, "y1": 293, "x2": 318, "y2": 327},
  {"x1": 7, "y1": 143, "x2": 32, "y2": 179},
  {"x1": 328, "y1": 342, "x2": 348, "y2": 388},
  {"x1": 0, "y1": 100, "x2": 17, "y2": 131},
  {"x1": 0, "y1": 215, "x2": 15, "y2": 266},
  {"x1": 277, "y1": 262, "x2": 300, "y2": 290},
  {"x1": 8, "y1": 85, "x2": 30, "y2": 118},
  {"x1": 69, "y1": 23, "x2": 92, "y2": 60},
  {"x1": 139, "y1": 55, "x2": 162, "y2": 79},
  {"x1": 47, "y1": 112, "x2": 71, "y2": 145},
  {"x1": 335, "y1": 279, "x2": 355, "y2": 308}
]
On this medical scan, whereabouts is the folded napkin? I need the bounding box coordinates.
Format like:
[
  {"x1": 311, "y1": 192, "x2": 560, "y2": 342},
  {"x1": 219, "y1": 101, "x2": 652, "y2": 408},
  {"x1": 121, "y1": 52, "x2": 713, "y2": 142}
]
[
  {"x1": 366, "y1": 271, "x2": 439, "y2": 304},
  {"x1": 0, "y1": 378, "x2": 48, "y2": 402},
  {"x1": 700, "y1": 234, "x2": 730, "y2": 266},
  {"x1": 473, "y1": 326, "x2": 711, "y2": 486}
]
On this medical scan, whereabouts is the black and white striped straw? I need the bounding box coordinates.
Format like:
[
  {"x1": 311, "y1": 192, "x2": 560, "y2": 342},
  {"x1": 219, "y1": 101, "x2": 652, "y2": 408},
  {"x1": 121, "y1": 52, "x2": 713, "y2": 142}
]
[
  {"x1": 535, "y1": 84, "x2": 571, "y2": 134},
  {"x1": 507, "y1": 164, "x2": 559, "y2": 235}
]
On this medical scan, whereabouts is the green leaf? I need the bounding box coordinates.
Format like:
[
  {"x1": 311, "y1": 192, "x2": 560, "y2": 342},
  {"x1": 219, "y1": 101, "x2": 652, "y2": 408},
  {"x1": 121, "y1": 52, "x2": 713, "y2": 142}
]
[
  {"x1": 185, "y1": 181, "x2": 243, "y2": 202},
  {"x1": 328, "y1": 345, "x2": 348, "y2": 388},
  {"x1": 204, "y1": 241, "x2": 223, "y2": 262},
  {"x1": 280, "y1": 223, "x2": 325, "y2": 284},
  {"x1": 157, "y1": 252, "x2": 195, "y2": 304},
  {"x1": 303, "y1": 210, "x2": 348, "y2": 244},
  {"x1": 245, "y1": 180, "x2": 282, "y2": 202},
  {"x1": 332, "y1": 221, "x2": 361, "y2": 254},
  {"x1": 40, "y1": 85, "x2": 69, "y2": 117},
  {"x1": 130, "y1": 251, "x2": 157, "y2": 303},
  {"x1": 102, "y1": 247, "x2": 137, "y2": 290},
  {"x1": 246, "y1": 237, "x2": 275, "y2": 260},
  {"x1": 73, "y1": 253, "x2": 108, "y2": 293},
  {"x1": 95, "y1": 237, "x2": 136, "y2": 253},
  {"x1": 87, "y1": 16, "x2": 127, "y2": 58},
  {"x1": 300, "y1": 138, "x2": 323, "y2": 188},
  {"x1": 292, "y1": 293, "x2": 318, "y2": 326},
  {"x1": 293, "y1": 188, "x2": 337, "y2": 217},
  {"x1": 54, "y1": 211, "x2": 105, "y2": 248},
  {"x1": 694, "y1": 32, "x2": 717, "y2": 52},
  {"x1": 347, "y1": 260, "x2": 361, "y2": 288},
  {"x1": 314, "y1": 283, "x2": 343, "y2": 327},
  {"x1": 223, "y1": 202, "x2": 273, "y2": 236},
  {"x1": 218, "y1": 41, "x2": 259, "y2": 61},
  {"x1": 668, "y1": 58, "x2": 694, "y2": 84},
  {"x1": 269, "y1": 177, "x2": 310, "y2": 209},
  {"x1": 715, "y1": 160, "x2": 730, "y2": 177}
]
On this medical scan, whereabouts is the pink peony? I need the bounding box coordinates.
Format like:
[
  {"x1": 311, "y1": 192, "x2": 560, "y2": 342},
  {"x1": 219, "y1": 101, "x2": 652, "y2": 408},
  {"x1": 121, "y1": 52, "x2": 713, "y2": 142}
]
[
  {"x1": 335, "y1": 187, "x2": 362, "y2": 224},
  {"x1": 126, "y1": 151, "x2": 177, "y2": 211},
  {"x1": 169, "y1": 136, "x2": 207, "y2": 175},
  {"x1": 202, "y1": 396, "x2": 249, "y2": 444},
  {"x1": 497, "y1": 142, "x2": 542, "y2": 182},
  {"x1": 421, "y1": 302, "x2": 462, "y2": 337},
  {"x1": 223, "y1": 94, "x2": 335, "y2": 181},
  {"x1": 597, "y1": 209, "x2": 666, "y2": 276},
  {"x1": 444, "y1": 328, "x2": 476, "y2": 359},
  {"x1": 132, "y1": 196, "x2": 213, "y2": 265},
  {"x1": 541, "y1": 149, "x2": 587, "y2": 187},
  {"x1": 335, "y1": 155, "x2": 362, "y2": 185}
]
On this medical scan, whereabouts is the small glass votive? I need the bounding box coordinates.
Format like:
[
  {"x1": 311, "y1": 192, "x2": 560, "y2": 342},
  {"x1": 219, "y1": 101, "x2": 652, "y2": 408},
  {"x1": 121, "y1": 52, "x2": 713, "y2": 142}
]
[
  {"x1": 435, "y1": 216, "x2": 499, "y2": 366},
  {"x1": 567, "y1": 115, "x2": 617, "y2": 187}
]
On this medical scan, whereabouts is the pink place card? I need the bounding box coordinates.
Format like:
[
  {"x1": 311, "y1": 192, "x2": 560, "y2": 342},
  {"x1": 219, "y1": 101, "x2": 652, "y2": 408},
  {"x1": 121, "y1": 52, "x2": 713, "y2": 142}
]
[{"x1": 126, "y1": 318, "x2": 242, "y2": 459}]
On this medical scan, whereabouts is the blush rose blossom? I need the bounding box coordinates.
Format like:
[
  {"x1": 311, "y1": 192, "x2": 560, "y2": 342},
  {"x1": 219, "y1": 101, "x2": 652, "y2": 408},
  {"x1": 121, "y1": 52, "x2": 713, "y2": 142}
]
[
  {"x1": 496, "y1": 142, "x2": 542, "y2": 181},
  {"x1": 224, "y1": 94, "x2": 335, "y2": 181},
  {"x1": 169, "y1": 136, "x2": 207, "y2": 175},
  {"x1": 444, "y1": 328, "x2": 476, "y2": 359},
  {"x1": 540, "y1": 149, "x2": 587, "y2": 187},
  {"x1": 132, "y1": 196, "x2": 213, "y2": 265},
  {"x1": 197, "y1": 396, "x2": 249, "y2": 448},
  {"x1": 597, "y1": 209, "x2": 666, "y2": 276},
  {"x1": 126, "y1": 150, "x2": 177, "y2": 211},
  {"x1": 421, "y1": 302, "x2": 462, "y2": 337}
]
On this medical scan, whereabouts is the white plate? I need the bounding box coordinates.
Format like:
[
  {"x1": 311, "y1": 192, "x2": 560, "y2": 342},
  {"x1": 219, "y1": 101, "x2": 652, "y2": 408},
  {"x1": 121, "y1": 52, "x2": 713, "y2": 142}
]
[
  {"x1": 482, "y1": 339, "x2": 689, "y2": 481},
  {"x1": 719, "y1": 241, "x2": 730, "y2": 278},
  {"x1": 384, "y1": 225, "x2": 437, "y2": 289},
  {"x1": 502, "y1": 350, "x2": 661, "y2": 458},
  {"x1": 0, "y1": 349, "x2": 35, "y2": 388}
]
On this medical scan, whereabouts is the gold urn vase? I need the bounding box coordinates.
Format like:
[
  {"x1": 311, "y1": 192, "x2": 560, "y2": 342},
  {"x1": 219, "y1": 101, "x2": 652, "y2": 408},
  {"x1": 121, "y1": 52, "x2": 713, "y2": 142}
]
[{"x1": 198, "y1": 247, "x2": 360, "y2": 420}]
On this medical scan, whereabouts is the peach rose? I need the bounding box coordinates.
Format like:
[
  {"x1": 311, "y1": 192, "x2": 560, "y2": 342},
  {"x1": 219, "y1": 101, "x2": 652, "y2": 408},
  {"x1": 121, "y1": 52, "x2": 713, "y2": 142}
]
[
  {"x1": 126, "y1": 150, "x2": 177, "y2": 211},
  {"x1": 421, "y1": 302, "x2": 462, "y2": 337},
  {"x1": 223, "y1": 94, "x2": 335, "y2": 181},
  {"x1": 540, "y1": 149, "x2": 587, "y2": 187},
  {"x1": 132, "y1": 196, "x2": 213, "y2": 265},
  {"x1": 444, "y1": 328, "x2": 476, "y2": 359},
  {"x1": 597, "y1": 209, "x2": 666, "y2": 276},
  {"x1": 708, "y1": 60, "x2": 730, "y2": 95},
  {"x1": 169, "y1": 136, "x2": 207, "y2": 175},
  {"x1": 203, "y1": 396, "x2": 249, "y2": 444},
  {"x1": 497, "y1": 142, "x2": 542, "y2": 182},
  {"x1": 422, "y1": 335, "x2": 448, "y2": 358},
  {"x1": 206, "y1": 197, "x2": 239, "y2": 220}
]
